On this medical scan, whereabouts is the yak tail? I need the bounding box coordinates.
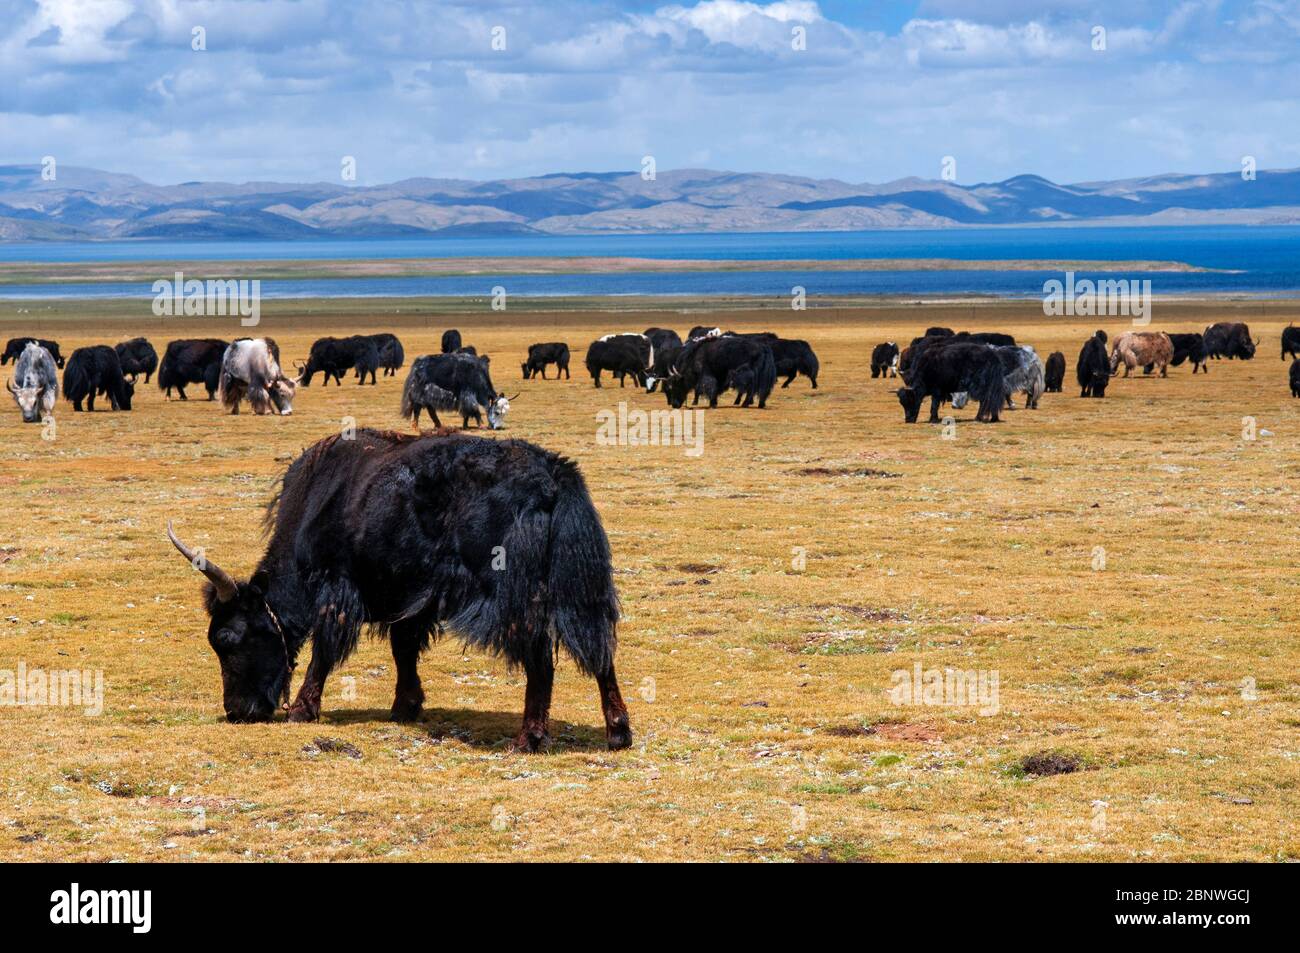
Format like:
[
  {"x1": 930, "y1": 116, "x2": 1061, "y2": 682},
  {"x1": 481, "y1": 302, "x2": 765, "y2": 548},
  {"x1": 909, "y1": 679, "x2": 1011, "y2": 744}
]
[
  {"x1": 754, "y1": 345, "x2": 777, "y2": 403},
  {"x1": 61, "y1": 356, "x2": 90, "y2": 402},
  {"x1": 970, "y1": 358, "x2": 1009, "y2": 420},
  {"x1": 545, "y1": 458, "x2": 619, "y2": 677}
]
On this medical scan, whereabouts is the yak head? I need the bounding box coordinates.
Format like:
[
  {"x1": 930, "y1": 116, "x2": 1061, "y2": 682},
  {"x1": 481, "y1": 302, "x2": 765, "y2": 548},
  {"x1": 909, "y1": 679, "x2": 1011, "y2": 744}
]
[
  {"x1": 896, "y1": 386, "x2": 923, "y2": 423},
  {"x1": 168, "y1": 523, "x2": 292, "y2": 723},
  {"x1": 521, "y1": 361, "x2": 531, "y2": 380},
  {"x1": 950, "y1": 391, "x2": 970, "y2": 409},
  {"x1": 487, "y1": 391, "x2": 516, "y2": 429},
  {"x1": 7, "y1": 376, "x2": 47, "y2": 423},
  {"x1": 269, "y1": 376, "x2": 296, "y2": 415},
  {"x1": 117, "y1": 378, "x2": 135, "y2": 411}
]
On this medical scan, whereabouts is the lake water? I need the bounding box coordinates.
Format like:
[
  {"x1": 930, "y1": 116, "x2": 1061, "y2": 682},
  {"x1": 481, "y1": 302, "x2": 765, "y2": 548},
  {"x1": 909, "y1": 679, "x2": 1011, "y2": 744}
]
[{"x1": 3, "y1": 226, "x2": 1299, "y2": 298}]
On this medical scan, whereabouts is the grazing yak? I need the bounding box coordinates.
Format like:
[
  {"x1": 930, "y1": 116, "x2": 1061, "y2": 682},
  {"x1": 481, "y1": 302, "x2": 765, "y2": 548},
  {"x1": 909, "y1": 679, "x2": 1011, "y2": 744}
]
[
  {"x1": 114, "y1": 338, "x2": 158, "y2": 383},
  {"x1": 897, "y1": 340, "x2": 1008, "y2": 423},
  {"x1": 996, "y1": 345, "x2": 1045, "y2": 409},
  {"x1": 1203, "y1": 322, "x2": 1257, "y2": 360},
  {"x1": 158, "y1": 338, "x2": 228, "y2": 400},
  {"x1": 165, "y1": 428, "x2": 631, "y2": 752},
  {"x1": 663, "y1": 334, "x2": 776, "y2": 409},
  {"x1": 1291, "y1": 360, "x2": 1300, "y2": 398},
  {"x1": 1282, "y1": 326, "x2": 1300, "y2": 361},
  {"x1": 6, "y1": 342, "x2": 58, "y2": 423},
  {"x1": 871, "y1": 342, "x2": 900, "y2": 379},
  {"x1": 1111, "y1": 331, "x2": 1174, "y2": 378},
  {"x1": 1157, "y1": 332, "x2": 1208, "y2": 374},
  {"x1": 402, "y1": 353, "x2": 513, "y2": 430},
  {"x1": 297, "y1": 335, "x2": 380, "y2": 386},
  {"x1": 1077, "y1": 330, "x2": 1110, "y2": 398},
  {"x1": 63, "y1": 345, "x2": 134, "y2": 412},
  {"x1": 3, "y1": 337, "x2": 64, "y2": 369},
  {"x1": 647, "y1": 341, "x2": 683, "y2": 398},
  {"x1": 644, "y1": 327, "x2": 683, "y2": 352},
  {"x1": 364, "y1": 333, "x2": 405, "y2": 377},
  {"x1": 585, "y1": 333, "x2": 653, "y2": 388},
  {"x1": 769, "y1": 338, "x2": 819, "y2": 389},
  {"x1": 218, "y1": 338, "x2": 296, "y2": 416},
  {"x1": 522, "y1": 343, "x2": 570, "y2": 380},
  {"x1": 1043, "y1": 351, "x2": 1066, "y2": 392},
  {"x1": 440, "y1": 329, "x2": 462, "y2": 354}
]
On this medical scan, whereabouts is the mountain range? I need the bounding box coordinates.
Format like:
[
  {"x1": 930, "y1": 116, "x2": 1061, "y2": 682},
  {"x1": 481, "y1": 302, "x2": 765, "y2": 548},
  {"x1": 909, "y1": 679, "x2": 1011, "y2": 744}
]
[{"x1": 2, "y1": 165, "x2": 1299, "y2": 241}]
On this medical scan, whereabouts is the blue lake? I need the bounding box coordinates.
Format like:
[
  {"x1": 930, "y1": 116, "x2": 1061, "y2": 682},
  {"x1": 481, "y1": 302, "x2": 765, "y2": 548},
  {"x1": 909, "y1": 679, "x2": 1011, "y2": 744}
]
[{"x1": 2, "y1": 226, "x2": 1298, "y2": 298}]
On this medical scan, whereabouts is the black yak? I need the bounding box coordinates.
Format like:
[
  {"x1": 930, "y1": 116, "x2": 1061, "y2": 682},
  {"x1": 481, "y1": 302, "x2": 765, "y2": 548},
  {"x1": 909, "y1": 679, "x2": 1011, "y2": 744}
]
[
  {"x1": 663, "y1": 334, "x2": 775, "y2": 409},
  {"x1": 401, "y1": 353, "x2": 512, "y2": 430},
  {"x1": 1043, "y1": 351, "x2": 1066, "y2": 392},
  {"x1": 686, "y1": 326, "x2": 722, "y2": 341},
  {"x1": 1291, "y1": 360, "x2": 1300, "y2": 398},
  {"x1": 63, "y1": 345, "x2": 134, "y2": 412},
  {"x1": 522, "y1": 343, "x2": 570, "y2": 380},
  {"x1": 297, "y1": 335, "x2": 380, "y2": 386},
  {"x1": 1077, "y1": 330, "x2": 1110, "y2": 398},
  {"x1": 1159, "y1": 332, "x2": 1207, "y2": 374},
  {"x1": 441, "y1": 329, "x2": 462, "y2": 354},
  {"x1": 3, "y1": 337, "x2": 64, "y2": 369},
  {"x1": 897, "y1": 340, "x2": 1008, "y2": 423},
  {"x1": 769, "y1": 338, "x2": 819, "y2": 389},
  {"x1": 114, "y1": 338, "x2": 158, "y2": 383},
  {"x1": 1282, "y1": 326, "x2": 1300, "y2": 361},
  {"x1": 364, "y1": 333, "x2": 405, "y2": 377},
  {"x1": 644, "y1": 327, "x2": 683, "y2": 352},
  {"x1": 6, "y1": 342, "x2": 58, "y2": 423},
  {"x1": 165, "y1": 428, "x2": 631, "y2": 751},
  {"x1": 585, "y1": 333, "x2": 653, "y2": 388},
  {"x1": 871, "y1": 342, "x2": 900, "y2": 379},
  {"x1": 158, "y1": 339, "x2": 228, "y2": 400},
  {"x1": 1203, "y1": 322, "x2": 1257, "y2": 360},
  {"x1": 924, "y1": 327, "x2": 954, "y2": 338},
  {"x1": 219, "y1": 338, "x2": 296, "y2": 415}
]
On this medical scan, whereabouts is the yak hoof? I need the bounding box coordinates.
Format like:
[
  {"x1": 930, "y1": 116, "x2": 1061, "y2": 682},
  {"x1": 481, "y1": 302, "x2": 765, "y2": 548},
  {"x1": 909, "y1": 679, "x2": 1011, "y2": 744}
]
[
  {"x1": 286, "y1": 703, "x2": 319, "y2": 723},
  {"x1": 514, "y1": 727, "x2": 551, "y2": 753},
  {"x1": 606, "y1": 722, "x2": 633, "y2": 751},
  {"x1": 390, "y1": 697, "x2": 423, "y2": 723}
]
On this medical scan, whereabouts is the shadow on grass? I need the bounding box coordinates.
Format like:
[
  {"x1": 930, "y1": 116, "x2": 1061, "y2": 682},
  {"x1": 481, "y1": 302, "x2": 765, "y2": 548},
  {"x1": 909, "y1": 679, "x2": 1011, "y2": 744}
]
[{"x1": 317, "y1": 706, "x2": 613, "y2": 752}]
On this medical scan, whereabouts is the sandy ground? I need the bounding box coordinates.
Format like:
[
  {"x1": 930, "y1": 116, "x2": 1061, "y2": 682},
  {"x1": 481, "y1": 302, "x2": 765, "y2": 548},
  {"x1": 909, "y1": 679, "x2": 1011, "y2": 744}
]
[{"x1": 0, "y1": 296, "x2": 1297, "y2": 862}]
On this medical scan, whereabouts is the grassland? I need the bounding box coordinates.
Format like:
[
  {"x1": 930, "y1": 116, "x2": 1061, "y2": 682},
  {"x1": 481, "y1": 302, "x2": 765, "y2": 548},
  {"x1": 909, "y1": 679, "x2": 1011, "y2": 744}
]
[{"x1": 1, "y1": 295, "x2": 1297, "y2": 862}]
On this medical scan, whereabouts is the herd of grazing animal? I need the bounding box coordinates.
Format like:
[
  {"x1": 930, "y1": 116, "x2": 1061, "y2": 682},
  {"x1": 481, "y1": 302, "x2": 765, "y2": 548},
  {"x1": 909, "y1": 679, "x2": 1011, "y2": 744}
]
[{"x1": 882, "y1": 320, "x2": 1277, "y2": 423}]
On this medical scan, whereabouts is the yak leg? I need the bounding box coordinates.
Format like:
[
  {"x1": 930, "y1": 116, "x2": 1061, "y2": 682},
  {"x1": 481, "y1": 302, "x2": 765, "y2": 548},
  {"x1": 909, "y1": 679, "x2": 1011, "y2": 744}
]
[
  {"x1": 928, "y1": 395, "x2": 941, "y2": 423},
  {"x1": 287, "y1": 650, "x2": 331, "y2": 722},
  {"x1": 176, "y1": 385, "x2": 187, "y2": 400},
  {"x1": 411, "y1": 406, "x2": 421, "y2": 430},
  {"x1": 1160, "y1": 361, "x2": 1168, "y2": 378},
  {"x1": 515, "y1": 648, "x2": 554, "y2": 753},
  {"x1": 596, "y1": 667, "x2": 632, "y2": 751},
  {"x1": 389, "y1": 623, "x2": 426, "y2": 722},
  {"x1": 592, "y1": 368, "x2": 601, "y2": 387},
  {"x1": 782, "y1": 371, "x2": 796, "y2": 388},
  {"x1": 86, "y1": 392, "x2": 96, "y2": 412}
]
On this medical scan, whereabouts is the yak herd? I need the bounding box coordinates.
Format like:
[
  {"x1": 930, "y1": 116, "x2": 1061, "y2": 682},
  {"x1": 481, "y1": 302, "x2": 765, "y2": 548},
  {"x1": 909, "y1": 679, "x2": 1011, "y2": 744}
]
[
  {"x1": 2, "y1": 324, "x2": 821, "y2": 426},
  {"x1": 2, "y1": 318, "x2": 1295, "y2": 429},
  {"x1": 877, "y1": 321, "x2": 1274, "y2": 424}
]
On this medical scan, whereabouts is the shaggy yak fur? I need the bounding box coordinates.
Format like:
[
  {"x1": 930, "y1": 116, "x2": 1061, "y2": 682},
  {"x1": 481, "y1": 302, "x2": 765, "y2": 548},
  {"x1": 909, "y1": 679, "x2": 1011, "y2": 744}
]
[
  {"x1": 158, "y1": 339, "x2": 228, "y2": 400},
  {"x1": 62, "y1": 345, "x2": 134, "y2": 412},
  {"x1": 585, "y1": 333, "x2": 653, "y2": 388},
  {"x1": 115, "y1": 337, "x2": 159, "y2": 383},
  {"x1": 896, "y1": 340, "x2": 1008, "y2": 423},
  {"x1": 219, "y1": 338, "x2": 296, "y2": 415},
  {"x1": 298, "y1": 335, "x2": 380, "y2": 386},
  {"x1": 1077, "y1": 330, "x2": 1110, "y2": 398},
  {"x1": 1282, "y1": 326, "x2": 1300, "y2": 362},
  {"x1": 441, "y1": 329, "x2": 462, "y2": 354},
  {"x1": 1291, "y1": 360, "x2": 1300, "y2": 398},
  {"x1": 166, "y1": 428, "x2": 631, "y2": 752},
  {"x1": 996, "y1": 345, "x2": 1045, "y2": 409},
  {"x1": 1110, "y1": 331, "x2": 1174, "y2": 378},
  {"x1": 7, "y1": 342, "x2": 58, "y2": 423},
  {"x1": 364, "y1": 333, "x2": 405, "y2": 377},
  {"x1": 401, "y1": 353, "x2": 511, "y2": 430},
  {"x1": 3, "y1": 337, "x2": 64, "y2": 368},
  {"x1": 1043, "y1": 351, "x2": 1067, "y2": 392}
]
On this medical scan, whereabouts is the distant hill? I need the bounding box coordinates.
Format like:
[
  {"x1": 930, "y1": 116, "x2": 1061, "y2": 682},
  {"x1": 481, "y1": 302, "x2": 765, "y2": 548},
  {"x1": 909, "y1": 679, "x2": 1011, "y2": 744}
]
[{"x1": 0, "y1": 164, "x2": 1297, "y2": 240}]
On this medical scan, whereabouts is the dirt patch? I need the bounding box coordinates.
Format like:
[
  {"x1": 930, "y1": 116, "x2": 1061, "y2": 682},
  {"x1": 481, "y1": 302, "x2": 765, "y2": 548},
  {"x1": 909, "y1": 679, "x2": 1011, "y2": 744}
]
[
  {"x1": 676, "y1": 563, "x2": 721, "y2": 575},
  {"x1": 874, "y1": 722, "x2": 940, "y2": 742},
  {"x1": 1021, "y1": 752, "x2": 1082, "y2": 776},
  {"x1": 303, "y1": 737, "x2": 363, "y2": 759},
  {"x1": 798, "y1": 466, "x2": 901, "y2": 478}
]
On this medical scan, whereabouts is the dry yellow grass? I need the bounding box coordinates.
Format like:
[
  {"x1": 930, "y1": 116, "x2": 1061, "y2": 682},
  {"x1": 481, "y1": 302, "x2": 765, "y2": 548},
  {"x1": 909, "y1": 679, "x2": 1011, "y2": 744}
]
[{"x1": 1, "y1": 298, "x2": 1298, "y2": 862}]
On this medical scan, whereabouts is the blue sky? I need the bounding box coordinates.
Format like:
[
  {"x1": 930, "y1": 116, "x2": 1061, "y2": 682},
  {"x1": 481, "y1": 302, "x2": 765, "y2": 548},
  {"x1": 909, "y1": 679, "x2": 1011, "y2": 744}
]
[{"x1": 1, "y1": 0, "x2": 1297, "y2": 186}]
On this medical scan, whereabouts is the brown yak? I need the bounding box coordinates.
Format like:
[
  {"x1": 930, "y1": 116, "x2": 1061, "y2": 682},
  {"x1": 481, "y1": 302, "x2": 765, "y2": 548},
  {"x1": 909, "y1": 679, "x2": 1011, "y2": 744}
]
[{"x1": 1110, "y1": 331, "x2": 1174, "y2": 378}]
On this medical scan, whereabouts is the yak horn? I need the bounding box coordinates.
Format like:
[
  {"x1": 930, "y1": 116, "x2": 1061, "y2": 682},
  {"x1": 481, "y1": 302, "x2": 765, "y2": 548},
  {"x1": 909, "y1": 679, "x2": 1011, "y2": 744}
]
[
  {"x1": 505, "y1": 392, "x2": 520, "y2": 401},
  {"x1": 167, "y1": 521, "x2": 237, "y2": 603},
  {"x1": 4, "y1": 378, "x2": 13, "y2": 394}
]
